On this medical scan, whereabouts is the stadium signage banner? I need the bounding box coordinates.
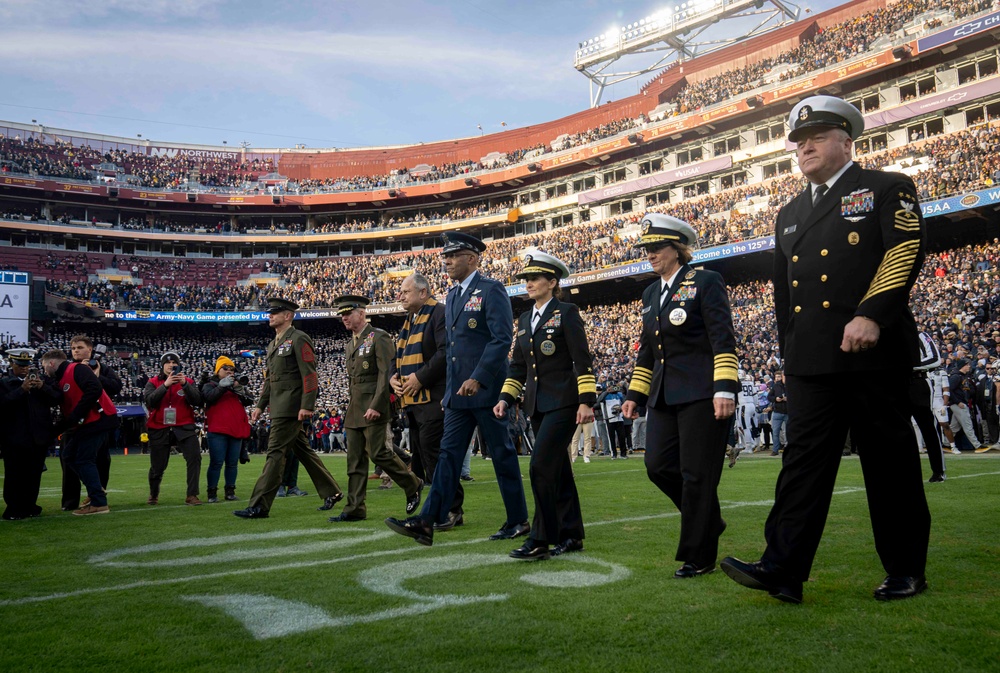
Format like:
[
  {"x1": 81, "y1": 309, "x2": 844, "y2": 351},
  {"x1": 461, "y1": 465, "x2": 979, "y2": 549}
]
[
  {"x1": 147, "y1": 147, "x2": 241, "y2": 160},
  {"x1": 577, "y1": 156, "x2": 733, "y2": 205},
  {"x1": 865, "y1": 76, "x2": 1000, "y2": 129},
  {"x1": 504, "y1": 235, "x2": 776, "y2": 296},
  {"x1": 919, "y1": 185, "x2": 1000, "y2": 219},
  {"x1": 102, "y1": 307, "x2": 342, "y2": 323},
  {"x1": 917, "y1": 9, "x2": 1000, "y2": 52},
  {"x1": 0, "y1": 273, "x2": 30, "y2": 345}
]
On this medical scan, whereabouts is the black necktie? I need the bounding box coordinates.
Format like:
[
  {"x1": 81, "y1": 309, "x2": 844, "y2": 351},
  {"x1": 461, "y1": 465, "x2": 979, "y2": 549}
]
[
  {"x1": 532, "y1": 311, "x2": 541, "y2": 333},
  {"x1": 813, "y1": 184, "x2": 828, "y2": 206}
]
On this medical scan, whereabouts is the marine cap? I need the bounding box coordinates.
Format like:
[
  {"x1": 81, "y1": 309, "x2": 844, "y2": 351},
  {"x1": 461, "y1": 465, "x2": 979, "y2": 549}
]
[
  {"x1": 516, "y1": 250, "x2": 570, "y2": 280},
  {"x1": 266, "y1": 298, "x2": 299, "y2": 314},
  {"x1": 334, "y1": 294, "x2": 370, "y2": 316},
  {"x1": 788, "y1": 95, "x2": 865, "y2": 142},
  {"x1": 635, "y1": 213, "x2": 699, "y2": 250},
  {"x1": 441, "y1": 231, "x2": 487, "y2": 255},
  {"x1": 6, "y1": 348, "x2": 36, "y2": 366}
]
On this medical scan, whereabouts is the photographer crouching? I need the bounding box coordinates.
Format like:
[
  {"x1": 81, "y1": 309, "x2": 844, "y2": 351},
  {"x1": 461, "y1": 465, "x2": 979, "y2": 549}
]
[
  {"x1": 201, "y1": 356, "x2": 252, "y2": 503},
  {"x1": 144, "y1": 352, "x2": 203, "y2": 506},
  {"x1": 41, "y1": 349, "x2": 119, "y2": 516},
  {"x1": 65, "y1": 335, "x2": 121, "y2": 510}
]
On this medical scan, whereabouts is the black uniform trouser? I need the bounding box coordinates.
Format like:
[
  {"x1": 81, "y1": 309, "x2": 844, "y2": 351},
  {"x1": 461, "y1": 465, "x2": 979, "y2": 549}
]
[
  {"x1": 645, "y1": 399, "x2": 729, "y2": 567},
  {"x1": 407, "y1": 410, "x2": 463, "y2": 515},
  {"x1": 607, "y1": 421, "x2": 628, "y2": 457},
  {"x1": 528, "y1": 406, "x2": 584, "y2": 545},
  {"x1": 909, "y1": 376, "x2": 945, "y2": 478},
  {"x1": 61, "y1": 434, "x2": 111, "y2": 509},
  {"x1": 763, "y1": 372, "x2": 930, "y2": 582},
  {"x1": 147, "y1": 427, "x2": 201, "y2": 498},
  {"x1": 3, "y1": 448, "x2": 46, "y2": 517}
]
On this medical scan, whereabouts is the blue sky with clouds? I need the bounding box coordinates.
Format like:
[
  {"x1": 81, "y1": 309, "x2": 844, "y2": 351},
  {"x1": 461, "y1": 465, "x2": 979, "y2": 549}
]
[{"x1": 0, "y1": 0, "x2": 845, "y2": 149}]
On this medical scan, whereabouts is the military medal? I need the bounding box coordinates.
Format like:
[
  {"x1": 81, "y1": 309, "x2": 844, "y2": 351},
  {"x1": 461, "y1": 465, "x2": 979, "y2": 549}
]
[
  {"x1": 362, "y1": 361, "x2": 370, "y2": 370},
  {"x1": 540, "y1": 340, "x2": 556, "y2": 356},
  {"x1": 669, "y1": 308, "x2": 687, "y2": 326},
  {"x1": 684, "y1": 270, "x2": 696, "y2": 280},
  {"x1": 848, "y1": 232, "x2": 860, "y2": 245},
  {"x1": 468, "y1": 318, "x2": 478, "y2": 329}
]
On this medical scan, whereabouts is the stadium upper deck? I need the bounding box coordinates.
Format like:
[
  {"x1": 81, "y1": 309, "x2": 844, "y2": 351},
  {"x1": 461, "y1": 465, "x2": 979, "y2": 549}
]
[{"x1": 1, "y1": 0, "x2": 997, "y2": 211}]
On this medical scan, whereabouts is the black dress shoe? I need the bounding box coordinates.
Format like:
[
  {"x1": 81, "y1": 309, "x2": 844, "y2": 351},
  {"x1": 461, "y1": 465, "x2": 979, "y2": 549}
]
[
  {"x1": 928, "y1": 473, "x2": 946, "y2": 483},
  {"x1": 720, "y1": 557, "x2": 803, "y2": 604},
  {"x1": 405, "y1": 479, "x2": 424, "y2": 515},
  {"x1": 489, "y1": 521, "x2": 530, "y2": 540},
  {"x1": 552, "y1": 538, "x2": 584, "y2": 555},
  {"x1": 674, "y1": 562, "x2": 716, "y2": 578},
  {"x1": 433, "y1": 511, "x2": 464, "y2": 532},
  {"x1": 317, "y1": 492, "x2": 344, "y2": 511},
  {"x1": 385, "y1": 516, "x2": 434, "y2": 546},
  {"x1": 510, "y1": 541, "x2": 551, "y2": 561},
  {"x1": 328, "y1": 512, "x2": 365, "y2": 522},
  {"x1": 233, "y1": 507, "x2": 268, "y2": 519},
  {"x1": 873, "y1": 575, "x2": 927, "y2": 601},
  {"x1": 2, "y1": 512, "x2": 26, "y2": 521}
]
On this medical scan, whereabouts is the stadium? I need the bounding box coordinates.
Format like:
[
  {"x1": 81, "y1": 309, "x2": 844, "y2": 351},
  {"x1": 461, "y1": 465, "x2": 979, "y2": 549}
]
[{"x1": 1, "y1": 1, "x2": 999, "y2": 671}]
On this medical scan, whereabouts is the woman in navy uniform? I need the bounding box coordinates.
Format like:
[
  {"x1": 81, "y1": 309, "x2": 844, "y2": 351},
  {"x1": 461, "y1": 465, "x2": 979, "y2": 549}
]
[
  {"x1": 621, "y1": 214, "x2": 739, "y2": 578},
  {"x1": 494, "y1": 251, "x2": 597, "y2": 560}
]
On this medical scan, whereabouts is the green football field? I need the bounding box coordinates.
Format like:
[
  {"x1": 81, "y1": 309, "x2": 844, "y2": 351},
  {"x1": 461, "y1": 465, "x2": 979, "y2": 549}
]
[{"x1": 1, "y1": 451, "x2": 998, "y2": 673}]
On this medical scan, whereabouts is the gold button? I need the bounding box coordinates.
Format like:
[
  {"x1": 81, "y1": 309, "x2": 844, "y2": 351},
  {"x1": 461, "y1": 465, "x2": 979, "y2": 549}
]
[
  {"x1": 823, "y1": 301, "x2": 830, "y2": 308},
  {"x1": 655, "y1": 330, "x2": 659, "y2": 336},
  {"x1": 820, "y1": 249, "x2": 828, "y2": 256},
  {"x1": 658, "y1": 345, "x2": 662, "y2": 350},
  {"x1": 533, "y1": 377, "x2": 538, "y2": 381},
  {"x1": 821, "y1": 274, "x2": 828, "y2": 282},
  {"x1": 680, "y1": 302, "x2": 685, "y2": 307},
  {"x1": 660, "y1": 358, "x2": 665, "y2": 363},
  {"x1": 532, "y1": 364, "x2": 536, "y2": 368},
  {"x1": 792, "y1": 280, "x2": 798, "y2": 288},
  {"x1": 792, "y1": 255, "x2": 799, "y2": 262},
  {"x1": 794, "y1": 306, "x2": 801, "y2": 313}
]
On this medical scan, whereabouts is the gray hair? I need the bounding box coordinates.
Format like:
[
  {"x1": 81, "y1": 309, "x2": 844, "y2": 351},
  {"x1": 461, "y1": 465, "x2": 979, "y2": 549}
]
[{"x1": 408, "y1": 273, "x2": 431, "y2": 294}]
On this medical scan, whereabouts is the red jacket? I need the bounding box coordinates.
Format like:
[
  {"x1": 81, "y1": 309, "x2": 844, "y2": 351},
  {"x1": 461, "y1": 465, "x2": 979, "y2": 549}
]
[
  {"x1": 205, "y1": 388, "x2": 251, "y2": 439},
  {"x1": 146, "y1": 375, "x2": 198, "y2": 429}
]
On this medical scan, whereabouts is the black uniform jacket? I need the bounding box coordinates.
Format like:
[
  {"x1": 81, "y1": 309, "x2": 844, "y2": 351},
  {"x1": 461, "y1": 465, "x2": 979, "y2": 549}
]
[
  {"x1": 389, "y1": 301, "x2": 447, "y2": 423},
  {"x1": 774, "y1": 163, "x2": 925, "y2": 375},
  {"x1": 500, "y1": 300, "x2": 597, "y2": 416},
  {"x1": 0, "y1": 375, "x2": 59, "y2": 450},
  {"x1": 626, "y1": 264, "x2": 740, "y2": 408}
]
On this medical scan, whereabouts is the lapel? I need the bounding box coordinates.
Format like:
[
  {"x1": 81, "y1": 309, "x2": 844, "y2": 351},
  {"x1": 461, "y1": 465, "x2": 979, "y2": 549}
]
[
  {"x1": 533, "y1": 300, "x2": 558, "y2": 340},
  {"x1": 791, "y1": 163, "x2": 862, "y2": 247},
  {"x1": 659, "y1": 264, "x2": 691, "y2": 317},
  {"x1": 449, "y1": 273, "x2": 480, "y2": 328}
]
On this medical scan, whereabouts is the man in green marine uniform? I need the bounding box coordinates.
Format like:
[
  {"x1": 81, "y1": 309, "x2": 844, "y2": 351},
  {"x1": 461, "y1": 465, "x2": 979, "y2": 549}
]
[
  {"x1": 234, "y1": 298, "x2": 344, "y2": 519},
  {"x1": 332, "y1": 294, "x2": 423, "y2": 522}
]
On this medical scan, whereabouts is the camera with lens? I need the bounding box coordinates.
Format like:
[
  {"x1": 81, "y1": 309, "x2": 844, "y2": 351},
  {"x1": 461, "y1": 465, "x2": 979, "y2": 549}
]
[
  {"x1": 87, "y1": 343, "x2": 108, "y2": 368},
  {"x1": 237, "y1": 375, "x2": 250, "y2": 386}
]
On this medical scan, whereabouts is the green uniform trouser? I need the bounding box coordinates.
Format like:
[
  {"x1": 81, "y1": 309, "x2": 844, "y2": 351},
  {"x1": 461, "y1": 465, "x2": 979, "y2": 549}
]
[
  {"x1": 343, "y1": 423, "x2": 419, "y2": 519},
  {"x1": 248, "y1": 417, "x2": 341, "y2": 514}
]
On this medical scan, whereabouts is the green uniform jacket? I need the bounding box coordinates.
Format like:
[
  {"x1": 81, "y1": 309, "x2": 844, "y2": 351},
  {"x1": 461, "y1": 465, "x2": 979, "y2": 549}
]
[
  {"x1": 345, "y1": 324, "x2": 393, "y2": 429},
  {"x1": 256, "y1": 325, "x2": 318, "y2": 418}
]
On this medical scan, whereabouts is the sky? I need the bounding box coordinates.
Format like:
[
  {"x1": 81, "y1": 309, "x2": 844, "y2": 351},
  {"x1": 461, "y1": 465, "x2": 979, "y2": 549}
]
[{"x1": 0, "y1": 0, "x2": 846, "y2": 151}]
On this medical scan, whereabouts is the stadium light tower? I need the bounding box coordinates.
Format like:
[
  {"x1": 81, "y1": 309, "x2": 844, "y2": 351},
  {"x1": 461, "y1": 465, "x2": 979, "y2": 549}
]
[{"x1": 574, "y1": 0, "x2": 800, "y2": 107}]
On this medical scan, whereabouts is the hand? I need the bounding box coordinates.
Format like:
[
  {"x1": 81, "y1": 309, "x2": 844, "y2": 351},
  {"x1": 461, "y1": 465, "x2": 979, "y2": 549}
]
[
  {"x1": 363, "y1": 408, "x2": 381, "y2": 422},
  {"x1": 250, "y1": 408, "x2": 262, "y2": 423},
  {"x1": 959, "y1": 402, "x2": 967, "y2": 409},
  {"x1": 576, "y1": 403, "x2": 595, "y2": 425},
  {"x1": 389, "y1": 374, "x2": 404, "y2": 396},
  {"x1": 620, "y1": 400, "x2": 639, "y2": 419},
  {"x1": 21, "y1": 378, "x2": 34, "y2": 392},
  {"x1": 401, "y1": 373, "x2": 423, "y2": 397},
  {"x1": 714, "y1": 397, "x2": 735, "y2": 420},
  {"x1": 841, "y1": 316, "x2": 880, "y2": 353},
  {"x1": 493, "y1": 400, "x2": 508, "y2": 419},
  {"x1": 298, "y1": 409, "x2": 314, "y2": 421},
  {"x1": 457, "y1": 378, "x2": 480, "y2": 397},
  {"x1": 90, "y1": 362, "x2": 101, "y2": 375},
  {"x1": 218, "y1": 375, "x2": 234, "y2": 388},
  {"x1": 165, "y1": 374, "x2": 183, "y2": 386}
]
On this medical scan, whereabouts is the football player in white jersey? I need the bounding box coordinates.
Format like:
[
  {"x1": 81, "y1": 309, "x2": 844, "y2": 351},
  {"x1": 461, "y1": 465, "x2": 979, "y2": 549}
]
[{"x1": 736, "y1": 368, "x2": 758, "y2": 454}]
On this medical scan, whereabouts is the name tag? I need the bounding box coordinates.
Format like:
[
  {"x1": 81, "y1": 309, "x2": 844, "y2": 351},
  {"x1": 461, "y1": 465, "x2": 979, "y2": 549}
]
[{"x1": 783, "y1": 225, "x2": 797, "y2": 235}]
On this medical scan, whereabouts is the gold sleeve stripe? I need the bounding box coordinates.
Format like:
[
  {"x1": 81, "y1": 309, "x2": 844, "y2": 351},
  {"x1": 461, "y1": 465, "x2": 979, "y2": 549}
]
[
  {"x1": 501, "y1": 379, "x2": 523, "y2": 399},
  {"x1": 894, "y1": 210, "x2": 921, "y2": 231},
  {"x1": 860, "y1": 241, "x2": 920, "y2": 304},
  {"x1": 714, "y1": 354, "x2": 738, "y2": 364},
  {"x1": 577, "y1": 376, "x2": 598, "y2": 395},
  {"x1": 631, "y1": 372, "x2": 653, "y2": 384},
  {"x1": 629, "y1": 378, "x2": 651, "y2": 396},
  {"x1": 633, "y1": 366, "x2": 654, "y2": 378},
  {"x1": 715, "y1": 366, "x2": 739, "y2": 381}
]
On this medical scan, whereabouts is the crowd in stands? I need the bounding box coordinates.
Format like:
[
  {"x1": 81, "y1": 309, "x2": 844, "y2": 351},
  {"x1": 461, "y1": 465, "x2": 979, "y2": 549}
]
[
  {"x1": 18, "y1": 238, "x2": 1000, "y2": 419},
  {"x1": 1, "y1": 1, "x2": 996, "y2": 201}
]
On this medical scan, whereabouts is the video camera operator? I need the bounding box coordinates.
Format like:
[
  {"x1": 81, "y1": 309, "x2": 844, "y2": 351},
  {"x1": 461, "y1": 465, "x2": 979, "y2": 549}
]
[
  {"x1": 201, "y1": 356, "x2": 252, "y2": 503},
  {"x1": 64, "y1": 335, "x2": 121, "y2": 510},
  {"x1": 143, "y1": 352, "x2": 204, "y2": 506}
]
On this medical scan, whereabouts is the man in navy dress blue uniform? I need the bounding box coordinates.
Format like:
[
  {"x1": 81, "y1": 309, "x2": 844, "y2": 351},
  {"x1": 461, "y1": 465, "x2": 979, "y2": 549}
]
[
  {"x1": 721, "y1": 95, "x2": 931, "y2": 603},
  {"x1": 385, "y1": 232, "x2": 529, "y2": 545}
]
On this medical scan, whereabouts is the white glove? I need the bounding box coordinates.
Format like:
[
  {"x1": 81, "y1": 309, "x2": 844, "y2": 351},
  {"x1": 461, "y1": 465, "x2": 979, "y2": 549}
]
[{"x1": 218, "y1": 376, "x2": 234, "y2": 388}]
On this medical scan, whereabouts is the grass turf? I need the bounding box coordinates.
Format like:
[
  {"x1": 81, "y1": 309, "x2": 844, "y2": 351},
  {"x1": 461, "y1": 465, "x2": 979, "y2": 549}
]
[{"x1": 1, "y1": 451, "x2": 998, "y2": 673}]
